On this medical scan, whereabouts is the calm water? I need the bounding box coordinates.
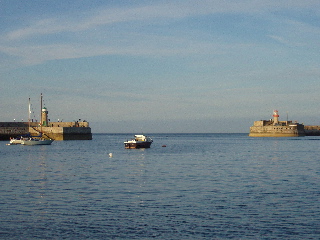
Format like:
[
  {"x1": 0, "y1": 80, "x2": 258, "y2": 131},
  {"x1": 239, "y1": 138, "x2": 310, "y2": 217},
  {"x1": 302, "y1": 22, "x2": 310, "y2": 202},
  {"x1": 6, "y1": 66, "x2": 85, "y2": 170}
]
[{"x1": 0, "y1": 133, "x2": 319, "y2": 239}]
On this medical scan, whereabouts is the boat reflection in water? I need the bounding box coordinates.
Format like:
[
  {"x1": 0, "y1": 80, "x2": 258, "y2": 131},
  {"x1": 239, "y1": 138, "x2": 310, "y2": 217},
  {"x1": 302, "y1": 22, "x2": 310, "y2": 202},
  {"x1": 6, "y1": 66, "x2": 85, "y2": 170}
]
[{"x1": 124, "y1": 135, "x2": 153, "y2": 149}]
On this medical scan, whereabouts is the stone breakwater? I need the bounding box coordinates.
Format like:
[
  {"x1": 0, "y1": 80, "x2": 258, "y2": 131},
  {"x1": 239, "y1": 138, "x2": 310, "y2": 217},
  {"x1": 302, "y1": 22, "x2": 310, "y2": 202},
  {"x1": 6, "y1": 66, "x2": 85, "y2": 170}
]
[
  {"x1": 0, "y1": 121, "x2": 92, "y2": 140},
  {"x1": 249, "y1": 120, "x2": 320, "y2": 137},
  {"x1": 304, "y1": 125, "x2": 320, "y2": 136}
]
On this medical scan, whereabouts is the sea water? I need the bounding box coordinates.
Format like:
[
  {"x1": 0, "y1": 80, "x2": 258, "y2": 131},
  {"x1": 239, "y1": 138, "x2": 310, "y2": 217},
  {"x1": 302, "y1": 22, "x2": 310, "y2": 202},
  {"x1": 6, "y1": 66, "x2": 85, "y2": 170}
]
[{"x1": 0, "y1": 133, "x2": 319, "y2": 239}]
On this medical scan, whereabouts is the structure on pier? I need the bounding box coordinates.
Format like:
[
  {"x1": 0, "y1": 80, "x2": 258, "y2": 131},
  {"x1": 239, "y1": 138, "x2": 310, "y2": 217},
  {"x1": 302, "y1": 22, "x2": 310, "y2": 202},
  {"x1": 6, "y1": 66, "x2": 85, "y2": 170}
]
[
  {"x1": 249, "y1": 110, "x2": 320, "y2": 137},
  {"x1": 0, "y1": 96, "x2": 92, "y2": 141}
]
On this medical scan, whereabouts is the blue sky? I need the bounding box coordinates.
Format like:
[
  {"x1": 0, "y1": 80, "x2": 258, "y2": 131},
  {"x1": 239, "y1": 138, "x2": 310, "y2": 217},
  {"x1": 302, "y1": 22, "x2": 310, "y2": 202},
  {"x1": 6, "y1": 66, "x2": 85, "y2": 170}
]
[{"x1": 1, "y1": 0, "x2": 320, "y2": 133}]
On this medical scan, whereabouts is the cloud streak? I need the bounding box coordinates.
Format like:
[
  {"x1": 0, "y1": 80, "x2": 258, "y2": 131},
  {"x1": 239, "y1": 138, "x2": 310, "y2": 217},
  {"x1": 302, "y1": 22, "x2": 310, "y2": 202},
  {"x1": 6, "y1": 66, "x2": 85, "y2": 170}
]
[
  {"x1": 1, "y1": 0, "x2": 320, "y2": 67},
  {"x1": 5, "y1": 1, "x2": 320, "y2": 40}
]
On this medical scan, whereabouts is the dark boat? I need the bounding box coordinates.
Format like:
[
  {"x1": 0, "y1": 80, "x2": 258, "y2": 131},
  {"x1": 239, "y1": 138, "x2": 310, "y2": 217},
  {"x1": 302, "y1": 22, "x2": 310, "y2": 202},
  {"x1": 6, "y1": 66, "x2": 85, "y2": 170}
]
[{"x1": 124, "y1": 135, "x2": 153, "y2": 149}]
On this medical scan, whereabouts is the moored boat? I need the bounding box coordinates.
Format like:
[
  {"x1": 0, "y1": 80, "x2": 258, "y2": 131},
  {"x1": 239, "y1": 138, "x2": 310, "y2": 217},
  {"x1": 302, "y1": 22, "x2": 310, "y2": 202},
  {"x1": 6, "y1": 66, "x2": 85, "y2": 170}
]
[
  {"x1": 21, "y1": 94, "x2": 54, "y2": 145},
  {"x1": 124, "y1": 135, "x2": 153, "y2": 149}
]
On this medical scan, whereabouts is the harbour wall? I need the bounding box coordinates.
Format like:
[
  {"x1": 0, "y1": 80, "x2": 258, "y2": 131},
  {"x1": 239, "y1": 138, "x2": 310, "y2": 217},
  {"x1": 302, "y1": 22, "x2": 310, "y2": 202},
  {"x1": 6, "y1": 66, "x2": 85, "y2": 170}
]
[
  {"x1": 249, "y1": 124, "x2": 306, "y2": 137},
  {"x1": 0, "y1": 122, "x2": 28, "y2": 140},
  {"x1": 249, "y1": 121, "x2": 320, "y2": 137},
  {"x1": 304, "y1": 126, "x2": 320, "y2": 136},
  {"x1": 0, "y1": 122, "x2": 92, "y2": 140}
]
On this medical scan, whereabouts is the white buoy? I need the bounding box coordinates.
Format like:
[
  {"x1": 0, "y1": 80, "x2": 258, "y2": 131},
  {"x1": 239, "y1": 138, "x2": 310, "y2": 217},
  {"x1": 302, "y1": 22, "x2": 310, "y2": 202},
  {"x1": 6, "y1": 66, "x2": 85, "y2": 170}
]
[{"x1": 109, "y1": 153, "x2": 113, "y2": 158}]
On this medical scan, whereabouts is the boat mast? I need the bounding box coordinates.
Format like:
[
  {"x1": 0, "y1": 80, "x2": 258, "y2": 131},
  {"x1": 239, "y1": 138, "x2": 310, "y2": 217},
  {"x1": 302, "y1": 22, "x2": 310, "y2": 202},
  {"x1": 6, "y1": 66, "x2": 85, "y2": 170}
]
[
  {"x1": 40, "y1": 93, "x2": 43, "y2": 134},
  {"x1": 28, "y1": 97, "x2": 31, "y2": 129}
]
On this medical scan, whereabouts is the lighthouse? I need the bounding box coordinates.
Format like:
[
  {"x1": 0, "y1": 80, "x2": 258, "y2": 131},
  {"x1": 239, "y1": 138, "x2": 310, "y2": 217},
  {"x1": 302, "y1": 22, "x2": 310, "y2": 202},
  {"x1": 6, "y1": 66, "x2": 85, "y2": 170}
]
[
  {"x1": 273, "y1": 110, "x2": 279, "y2": 125},
  {"x1": 41, "y1": 107, "x2": 49, "y2": 127}
]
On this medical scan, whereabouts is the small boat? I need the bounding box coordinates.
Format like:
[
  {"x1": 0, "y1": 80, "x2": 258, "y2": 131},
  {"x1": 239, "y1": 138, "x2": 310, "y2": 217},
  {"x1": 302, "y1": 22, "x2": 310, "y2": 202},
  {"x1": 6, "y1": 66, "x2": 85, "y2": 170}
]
[
  {"x1": 21, "y1": 137, "x2": 54, "y2": 145},
  {"x1": 21, "y1": 94, "x2": 54, "y2": 145},
  {"x1": 124, "y1": 135, "x2": 153, "y2": 149}
]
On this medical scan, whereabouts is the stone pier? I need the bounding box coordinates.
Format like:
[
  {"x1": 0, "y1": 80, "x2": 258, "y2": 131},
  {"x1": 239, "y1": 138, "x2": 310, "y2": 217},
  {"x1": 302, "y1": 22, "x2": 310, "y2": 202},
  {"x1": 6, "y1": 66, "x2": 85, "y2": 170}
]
[{"x1": 0, "y1": 121, "x2": 92, "y2": 140}]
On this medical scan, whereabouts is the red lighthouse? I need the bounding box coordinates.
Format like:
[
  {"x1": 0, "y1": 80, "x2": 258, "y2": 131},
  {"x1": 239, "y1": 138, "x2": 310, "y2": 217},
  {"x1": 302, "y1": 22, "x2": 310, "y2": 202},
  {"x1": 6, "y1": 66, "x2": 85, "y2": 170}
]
[{"x1": 273, "y1": 110, "x2": 279, "y2": 125}]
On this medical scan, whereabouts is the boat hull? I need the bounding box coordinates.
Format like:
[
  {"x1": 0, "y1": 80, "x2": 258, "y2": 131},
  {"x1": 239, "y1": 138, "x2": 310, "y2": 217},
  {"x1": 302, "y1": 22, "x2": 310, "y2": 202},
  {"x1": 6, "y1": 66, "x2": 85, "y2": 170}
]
[
  {"x1": 124, "y1": 141, "x2": 152, "y2": 149},
  {"x1": 21, "y1": 139, "x2": 54, "y2": 145}
]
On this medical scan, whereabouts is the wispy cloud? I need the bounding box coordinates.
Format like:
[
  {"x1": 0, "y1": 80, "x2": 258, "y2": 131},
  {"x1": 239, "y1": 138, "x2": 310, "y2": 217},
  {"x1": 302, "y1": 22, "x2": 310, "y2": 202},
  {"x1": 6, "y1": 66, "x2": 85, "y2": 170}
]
[
  {"x1": 1, "y1": 0, "x2": 319, "y2": 66},
  {"x1": 5, "y1": 1, "x2": 320, "y2": 40}
]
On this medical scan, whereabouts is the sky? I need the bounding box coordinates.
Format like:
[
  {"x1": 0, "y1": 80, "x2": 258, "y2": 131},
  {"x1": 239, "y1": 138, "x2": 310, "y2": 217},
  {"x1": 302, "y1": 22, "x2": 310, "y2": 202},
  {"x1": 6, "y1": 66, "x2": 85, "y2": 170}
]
[{"x1": 1, "y1": 0, "x2": 320, "y2": 133}]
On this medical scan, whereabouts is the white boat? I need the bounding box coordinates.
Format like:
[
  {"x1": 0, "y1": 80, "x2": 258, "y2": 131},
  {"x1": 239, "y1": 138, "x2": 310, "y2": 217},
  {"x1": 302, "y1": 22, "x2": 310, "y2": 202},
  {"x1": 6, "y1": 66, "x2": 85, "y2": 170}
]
[
  {"x1": 21, "y1": 137, "x2": 54, "y2": 145},
  {"x1": 124, "y1": 135, "x2": 153, "y2": 149},
  {"x1": 22, "y1": 94, "x2": 54, "y2": 145}
]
